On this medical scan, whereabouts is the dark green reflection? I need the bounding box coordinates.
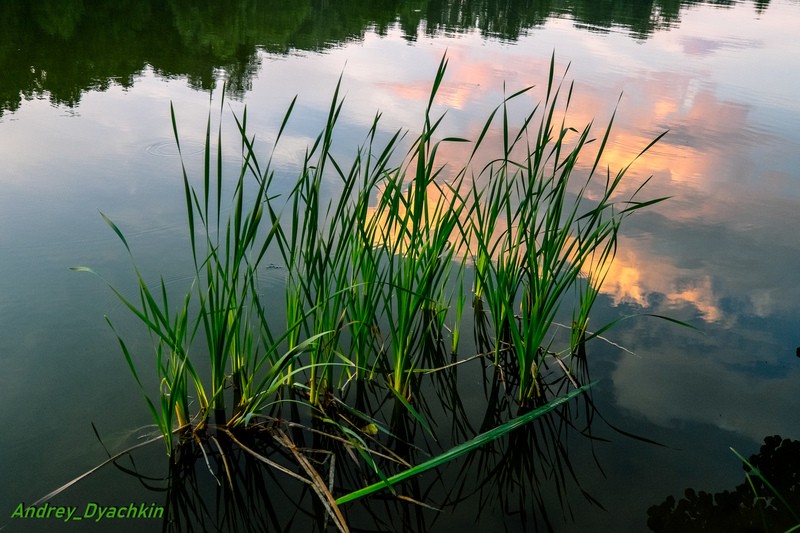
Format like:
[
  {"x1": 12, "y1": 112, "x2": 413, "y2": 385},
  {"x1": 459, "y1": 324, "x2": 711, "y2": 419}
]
[
  {"x1": 0, "y1": 0, "x2": 771, "y2": 115},
  {"x1": 647, "y1": 436, "x2": 800, "y2": 532}
]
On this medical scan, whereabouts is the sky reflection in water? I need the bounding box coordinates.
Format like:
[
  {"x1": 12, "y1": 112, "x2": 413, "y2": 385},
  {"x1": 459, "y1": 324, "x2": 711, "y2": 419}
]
[
  {"x1": 244, "y1": 2, "x2": 800, "y2": 443},
  {"x1": 1, "y1": 0, "x2": 799, "y2": 529}
]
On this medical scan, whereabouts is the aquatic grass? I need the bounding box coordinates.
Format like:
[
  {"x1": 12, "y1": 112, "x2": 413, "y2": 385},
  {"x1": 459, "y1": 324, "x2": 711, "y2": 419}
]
[
  {"x1": 221, "y1": 52, "x2": 664, "y2": 408},
  {"x1": 263, "y1": 77, "x2": 408, "y2": 403},
  {"x1": 175, "y1": 96, "x2": 300, "y2": 425},
  {"x1": 325, "y1": 112, "x2": 405, "y2": 387},
  {"x1": 93, "y1": 55, "x2": 663, "y2": 409},
  {"x1": 379, "y1": 176, "x2": 467, "y2": 398},
  {"x1": 467, "y1": 168, "x2": 527, "y2": 361},
  {"x1": 77, "y1": 88, "x2": 322, "y2": 446},
  {"x1": 68, "y1": 53, "x2": 676, "y2": 529},
  {"x1": 458, "y1": 58, "x2": 669, "y2": 401},
  {"x1": 450, "y1": 264, "x2": 467, "y2": 355},
  {"x1": 365, "y1": 56, "x2": 473, "y2": 398}
]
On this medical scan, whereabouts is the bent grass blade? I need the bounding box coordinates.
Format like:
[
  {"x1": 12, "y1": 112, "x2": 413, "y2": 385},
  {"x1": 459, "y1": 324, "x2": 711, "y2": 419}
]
[{"x1": 335, "y1": 383, "x2": 592, "y2": 505}]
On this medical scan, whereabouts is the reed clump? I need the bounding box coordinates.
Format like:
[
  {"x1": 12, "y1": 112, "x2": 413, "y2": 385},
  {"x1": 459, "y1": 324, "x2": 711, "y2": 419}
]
[{"x1": 75, "y1": 52, "x2": 667, "y2": 521}]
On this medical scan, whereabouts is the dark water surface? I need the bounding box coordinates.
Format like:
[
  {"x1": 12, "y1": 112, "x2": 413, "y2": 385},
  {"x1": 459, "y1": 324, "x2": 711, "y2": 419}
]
[{"x1": 2, "y1": 1, "x2": 799, "y2": 531}]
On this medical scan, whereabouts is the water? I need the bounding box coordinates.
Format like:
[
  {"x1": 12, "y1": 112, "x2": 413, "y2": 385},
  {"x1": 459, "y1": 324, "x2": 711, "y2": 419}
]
[{"x1": 2, "y1": 1, "x2": 799, "y2": 530}]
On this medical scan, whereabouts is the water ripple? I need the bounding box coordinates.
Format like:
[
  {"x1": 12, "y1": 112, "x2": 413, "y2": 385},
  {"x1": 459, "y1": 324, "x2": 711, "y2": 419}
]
[{"x1": 145, "y1": 139, "x2": 205, "y2": 157}]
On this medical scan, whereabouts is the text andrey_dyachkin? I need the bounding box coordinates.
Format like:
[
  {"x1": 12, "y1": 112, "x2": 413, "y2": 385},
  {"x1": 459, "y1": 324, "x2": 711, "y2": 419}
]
[{"x1": 11, "y1": 502, "x2": 164, "y2": 522}]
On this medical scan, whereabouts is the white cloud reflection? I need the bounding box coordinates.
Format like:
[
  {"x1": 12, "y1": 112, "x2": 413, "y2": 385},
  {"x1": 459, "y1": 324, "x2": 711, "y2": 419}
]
[{"x1": 2, "y1": 0, "x2": 798, "y2": 450}]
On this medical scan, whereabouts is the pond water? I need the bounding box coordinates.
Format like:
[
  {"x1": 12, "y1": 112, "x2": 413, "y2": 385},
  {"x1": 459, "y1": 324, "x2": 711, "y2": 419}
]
[{"x1": 2, "y1": 1, "x2": 799, "y2": 531}]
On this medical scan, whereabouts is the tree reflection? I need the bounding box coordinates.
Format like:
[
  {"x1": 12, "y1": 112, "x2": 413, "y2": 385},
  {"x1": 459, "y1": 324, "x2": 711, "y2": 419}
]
[
  {"x1": 0, "y1": 0, "x2": 774, "y2": 116},
  {"x1": 647, "y1": 435, "x2": 800, "y2": 532}
]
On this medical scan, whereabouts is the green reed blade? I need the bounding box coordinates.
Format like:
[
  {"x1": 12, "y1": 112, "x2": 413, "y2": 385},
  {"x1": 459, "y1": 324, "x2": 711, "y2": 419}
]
[{"x1": 335, "y1": 383, "x2": 592, "y2": 505}]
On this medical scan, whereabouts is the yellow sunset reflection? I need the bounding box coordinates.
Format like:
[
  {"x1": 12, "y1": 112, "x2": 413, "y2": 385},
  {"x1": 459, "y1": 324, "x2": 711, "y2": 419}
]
[
  {"x1": 354, "y1": 52, "x2": 758, "y2": 324},
  {"x1": 601, "y1": 242, "x2": 723, "y2": 322}
]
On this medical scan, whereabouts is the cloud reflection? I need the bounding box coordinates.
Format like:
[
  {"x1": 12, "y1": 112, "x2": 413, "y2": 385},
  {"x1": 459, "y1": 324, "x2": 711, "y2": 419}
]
[{"x1": 311, "y1": 13, "x2": 800, "y2": 442}]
